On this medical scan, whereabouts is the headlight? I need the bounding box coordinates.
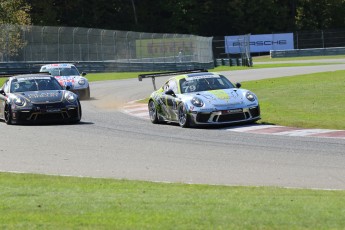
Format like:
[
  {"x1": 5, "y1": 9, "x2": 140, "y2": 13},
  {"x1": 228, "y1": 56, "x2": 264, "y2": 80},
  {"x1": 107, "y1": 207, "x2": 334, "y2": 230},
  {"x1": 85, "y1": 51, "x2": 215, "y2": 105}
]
[
  {"x1": 13, "y1": 96, "x2": 25, "y2": 106},
  {"x1": 246, "y1": 91, "x2": 256, "y2": 102},
  {"x1": 65, "y1": 91, "x2": 77, "y2": 103},
  {"x1": 78, "y1": 79, "x2": 86, "y2": 85},
  {"x1": 191, "y1": 97, "x2": 204, "y2": 107}
]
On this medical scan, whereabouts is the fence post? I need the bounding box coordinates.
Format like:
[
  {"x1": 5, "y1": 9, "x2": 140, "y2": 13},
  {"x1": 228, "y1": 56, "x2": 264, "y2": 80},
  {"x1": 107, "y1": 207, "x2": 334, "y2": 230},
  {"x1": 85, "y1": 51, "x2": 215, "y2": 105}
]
[
  {"x1": 113, "y1": 31, "x2": 117, "y2": 61},
  {"x1": 73, "y1": 27, "x2": 79, "y2": 61},
  {"x1": 87, "y1": 28, "x2": 92, "y2": 61},
  {"x1": 58, "y1": 27, "x2": 63, "y2": 61}
]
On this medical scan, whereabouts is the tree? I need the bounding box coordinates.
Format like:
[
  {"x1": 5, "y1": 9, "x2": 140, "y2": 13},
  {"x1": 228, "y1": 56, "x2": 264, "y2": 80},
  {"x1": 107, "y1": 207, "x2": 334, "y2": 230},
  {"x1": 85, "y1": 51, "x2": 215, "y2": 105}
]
[
  {"x1": 295, "y1": 0, "x2": 345, "y2": 30},
  {"x1": 0, "y1": 0, "x2": 31, "y2": 61}
]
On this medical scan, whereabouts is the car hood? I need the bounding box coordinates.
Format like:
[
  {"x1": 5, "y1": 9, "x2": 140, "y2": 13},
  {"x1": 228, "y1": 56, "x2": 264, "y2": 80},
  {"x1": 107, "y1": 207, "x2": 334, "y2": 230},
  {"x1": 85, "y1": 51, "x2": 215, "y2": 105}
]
[
  {"x1": 185, "y1": 88, "x2": 250, "y2": 106},
  {"x1": 15, "y1": 91, "x2": 64, "y2": 103},
  {"x1": 54, "y1": 75, "x2": 87, "y2": 89}
]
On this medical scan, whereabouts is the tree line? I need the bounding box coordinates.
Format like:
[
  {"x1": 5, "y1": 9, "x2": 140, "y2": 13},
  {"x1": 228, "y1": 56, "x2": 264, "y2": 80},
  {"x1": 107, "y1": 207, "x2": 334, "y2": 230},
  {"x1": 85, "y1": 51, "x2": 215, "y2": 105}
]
[{"x1": 1, "y1": 0, "x2": 345, "y2": 36}]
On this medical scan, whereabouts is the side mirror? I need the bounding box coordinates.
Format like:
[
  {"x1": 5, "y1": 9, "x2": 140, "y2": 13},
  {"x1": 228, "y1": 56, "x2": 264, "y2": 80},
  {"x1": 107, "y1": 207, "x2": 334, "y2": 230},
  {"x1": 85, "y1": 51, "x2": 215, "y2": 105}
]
[
  {"x1": 81, "y1": 72, "x2": 87, "y2": 76},
  {"x1": 165, "y1": 89, "x2": 176, "y2": 97},
  {"x1": 236, "y1": 83, "x2": 241, "y2": 88},
  {"x1": 0, "y1": 89, "x2": 5, "y2": 96},
  {"x1": 65, "y1": 86, "x2": 71, "y2": 91}
]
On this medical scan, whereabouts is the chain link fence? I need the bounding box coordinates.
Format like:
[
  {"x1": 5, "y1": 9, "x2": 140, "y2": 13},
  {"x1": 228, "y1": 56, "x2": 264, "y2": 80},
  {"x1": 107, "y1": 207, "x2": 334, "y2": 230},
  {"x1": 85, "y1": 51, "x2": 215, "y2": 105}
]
[
  {"x1": 0, "y1": 24, "x2": 214, "y2": 72},
  {"x1": 295, "y1": 29, "x2": 345, "y2": 49}
]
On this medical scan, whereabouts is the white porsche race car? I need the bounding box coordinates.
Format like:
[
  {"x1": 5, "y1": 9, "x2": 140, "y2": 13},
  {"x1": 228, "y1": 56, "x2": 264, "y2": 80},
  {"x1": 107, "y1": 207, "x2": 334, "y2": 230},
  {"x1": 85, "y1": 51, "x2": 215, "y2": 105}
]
[{"x1": 40, "y1": 63, "x2": 90, "y2": 100}]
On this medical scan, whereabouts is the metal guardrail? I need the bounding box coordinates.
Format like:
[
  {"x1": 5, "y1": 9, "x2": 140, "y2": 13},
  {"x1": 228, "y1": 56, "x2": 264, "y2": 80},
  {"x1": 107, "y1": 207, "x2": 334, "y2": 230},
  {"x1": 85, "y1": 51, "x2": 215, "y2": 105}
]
[
  {"x1": 270, "y1": 47, "x2": 345, "y2": 58},
  {"x1": 0, "y1": 61, "x2": 214, "y2": 77}
]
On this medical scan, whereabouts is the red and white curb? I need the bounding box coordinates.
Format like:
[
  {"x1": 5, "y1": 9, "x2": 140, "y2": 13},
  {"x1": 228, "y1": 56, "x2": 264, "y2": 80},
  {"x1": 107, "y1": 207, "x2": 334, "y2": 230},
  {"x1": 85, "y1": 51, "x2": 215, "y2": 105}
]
[
  {"x1": 122, "y1": 103, "x2": 345, "y2": 139},
  {"x1": 122, "y1": 102, "x2": 150, "y2": 119}
]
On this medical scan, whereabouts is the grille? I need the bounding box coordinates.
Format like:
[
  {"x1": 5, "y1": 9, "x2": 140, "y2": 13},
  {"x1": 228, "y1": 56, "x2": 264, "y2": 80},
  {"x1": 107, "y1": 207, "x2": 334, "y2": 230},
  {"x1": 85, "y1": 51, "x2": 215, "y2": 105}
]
[
  {"x1": 217, "y1": 113, "x2": 246, "y2": 122},
  {"x1": 33, "y1": 102, "x2": 64, "y2": 109}
]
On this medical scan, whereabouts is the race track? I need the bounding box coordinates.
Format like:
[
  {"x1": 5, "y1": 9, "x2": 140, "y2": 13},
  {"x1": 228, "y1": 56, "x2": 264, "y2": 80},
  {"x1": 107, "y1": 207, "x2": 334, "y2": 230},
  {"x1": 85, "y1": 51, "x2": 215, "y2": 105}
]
[{"x1": 1, "y1": 64, "x2": 345, "y2": 190}]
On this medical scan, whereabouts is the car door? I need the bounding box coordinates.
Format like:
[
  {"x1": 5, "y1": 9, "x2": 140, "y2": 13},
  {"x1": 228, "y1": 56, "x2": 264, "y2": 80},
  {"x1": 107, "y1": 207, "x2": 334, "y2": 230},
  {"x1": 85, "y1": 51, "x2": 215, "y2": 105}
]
[
  {"x1": 0, "y1": 80, "x2": 9, "y2": 118},
  {"x1": 162, "y1": 79, "x2": 179, "y2": 121}
]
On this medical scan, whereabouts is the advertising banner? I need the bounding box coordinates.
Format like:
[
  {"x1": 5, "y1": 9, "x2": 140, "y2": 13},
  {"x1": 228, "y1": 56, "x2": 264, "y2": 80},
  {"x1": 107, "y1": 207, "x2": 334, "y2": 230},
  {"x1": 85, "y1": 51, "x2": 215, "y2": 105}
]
[{"x1": 225, "y1": 33, "x2": 294, "y2": 53}]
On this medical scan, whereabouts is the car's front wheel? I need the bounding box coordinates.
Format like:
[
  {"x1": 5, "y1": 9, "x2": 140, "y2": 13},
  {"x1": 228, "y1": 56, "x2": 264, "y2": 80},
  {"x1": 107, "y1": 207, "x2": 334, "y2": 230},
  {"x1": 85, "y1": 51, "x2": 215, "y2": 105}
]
[
  {"x1": 148, "y1": 100, "x2": 159, "y2": 124},
  {"x1": 81, "y1": 86, "x2": 90, "y2": 100},
  {"x1": 4, "y1": 104, "x2": 12, "y2": 125},
  {"x1": 178, "y1": 103, "x2": 190, "y2": 128}
]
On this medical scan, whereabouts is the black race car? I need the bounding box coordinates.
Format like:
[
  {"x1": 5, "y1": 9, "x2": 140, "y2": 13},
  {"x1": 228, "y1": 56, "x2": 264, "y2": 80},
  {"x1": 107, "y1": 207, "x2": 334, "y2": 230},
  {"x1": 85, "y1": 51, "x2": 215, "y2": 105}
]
[{"x1": 0, "y1": 74, "x2": 82, "y2": 125}]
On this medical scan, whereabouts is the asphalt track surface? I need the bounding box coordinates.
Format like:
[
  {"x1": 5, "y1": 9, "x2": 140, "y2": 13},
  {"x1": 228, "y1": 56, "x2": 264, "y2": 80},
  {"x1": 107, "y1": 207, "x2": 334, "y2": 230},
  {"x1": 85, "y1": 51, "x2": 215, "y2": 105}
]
[{"x1": 1, "y1": 63, "x2": 345, "y2": 190}]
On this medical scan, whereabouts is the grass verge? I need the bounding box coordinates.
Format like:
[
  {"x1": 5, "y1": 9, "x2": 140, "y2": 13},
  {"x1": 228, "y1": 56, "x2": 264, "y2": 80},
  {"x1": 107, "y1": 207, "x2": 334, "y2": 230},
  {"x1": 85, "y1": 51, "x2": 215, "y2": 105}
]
[
  {"x1": 242, "y1": 70, "x2": 345, "y2": 130},
  {"x1": 1, "y1": 172, "x2": 345, "y2": 229}
]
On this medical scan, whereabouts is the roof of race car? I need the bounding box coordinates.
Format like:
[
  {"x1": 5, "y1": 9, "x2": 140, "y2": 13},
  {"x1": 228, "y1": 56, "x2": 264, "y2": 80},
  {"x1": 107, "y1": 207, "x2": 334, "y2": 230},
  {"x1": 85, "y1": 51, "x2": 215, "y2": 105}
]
[{"x1": 41, "y1": 63, "x2": 75, "y2": 69}]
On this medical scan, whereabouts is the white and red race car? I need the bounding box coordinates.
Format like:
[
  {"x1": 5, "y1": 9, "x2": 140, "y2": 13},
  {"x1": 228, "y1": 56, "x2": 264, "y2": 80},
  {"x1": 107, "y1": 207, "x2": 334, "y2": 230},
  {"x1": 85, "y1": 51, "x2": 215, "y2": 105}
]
[{"x1": 40, "y1": 63, "x2": 90, "y2": 100}]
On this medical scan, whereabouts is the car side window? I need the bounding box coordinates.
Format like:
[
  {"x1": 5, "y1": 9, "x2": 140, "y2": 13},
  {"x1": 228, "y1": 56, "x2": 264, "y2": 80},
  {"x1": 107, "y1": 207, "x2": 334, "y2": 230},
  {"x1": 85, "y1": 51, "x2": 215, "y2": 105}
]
[
  {"x1": 163, "y1": 80, "x2": 177, "y2": 94},
  {"x1": 168, "y1": 80, "x2": 178, "y2": 94}
]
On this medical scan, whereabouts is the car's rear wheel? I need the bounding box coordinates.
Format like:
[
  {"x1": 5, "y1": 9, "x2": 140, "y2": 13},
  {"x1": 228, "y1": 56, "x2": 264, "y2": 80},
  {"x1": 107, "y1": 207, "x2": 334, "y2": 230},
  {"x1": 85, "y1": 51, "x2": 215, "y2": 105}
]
[
  {"x1": 148, "y1": 100, "x2": 159, "y2": 124},
  {"x1": 4, "y1": 104, "x2": 12, "y2": 125},
  {"x1": 178, "y1": 103, "x2": 190, "y2": 128},
  {"x1": 85, "y1": 86, "x2": 90, "y2": 99}
]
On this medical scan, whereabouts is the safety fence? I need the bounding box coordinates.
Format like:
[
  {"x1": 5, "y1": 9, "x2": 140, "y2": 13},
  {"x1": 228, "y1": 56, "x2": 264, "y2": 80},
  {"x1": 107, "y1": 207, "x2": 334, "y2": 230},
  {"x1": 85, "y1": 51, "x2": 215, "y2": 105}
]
[{"x1": 0, "y1": 24, "x2": 214, "y2": 72}]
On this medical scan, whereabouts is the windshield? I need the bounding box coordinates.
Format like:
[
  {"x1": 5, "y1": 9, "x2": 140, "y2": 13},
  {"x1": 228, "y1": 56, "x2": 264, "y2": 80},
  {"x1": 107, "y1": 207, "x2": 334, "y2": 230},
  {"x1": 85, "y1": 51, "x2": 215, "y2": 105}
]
[
  {"x1": 179, "y1": 75, "x2": 235, "y2": 93},
  {"x1": 48, "y1": 67, "x2": 80, "y2": 76},
  {"x1": 10, "y1": 78, "x2": 63, "y2": 93}
]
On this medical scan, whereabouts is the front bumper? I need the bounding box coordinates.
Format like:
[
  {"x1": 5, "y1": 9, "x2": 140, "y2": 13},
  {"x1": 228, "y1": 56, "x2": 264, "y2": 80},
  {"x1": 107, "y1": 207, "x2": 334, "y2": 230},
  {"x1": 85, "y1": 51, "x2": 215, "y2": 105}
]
[
  {"x1": 11, "y1": 102, "x2": 80, "y2": 124},
  {"x1": 190, "y1": 106, "x2": 260, "y2": 125}
]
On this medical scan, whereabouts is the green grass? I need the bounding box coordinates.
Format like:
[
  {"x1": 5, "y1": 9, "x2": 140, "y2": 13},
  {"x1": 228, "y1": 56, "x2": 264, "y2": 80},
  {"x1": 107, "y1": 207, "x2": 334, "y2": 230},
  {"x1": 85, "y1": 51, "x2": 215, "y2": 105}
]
[
  {"x1": 1, "y1": 172, "x2": 345, "y2": 229},
  {"x1": 242, "y1": 70, "x2": 345, "y2": 130},
  {"x1": 252, "y1": 54, "x2": 345, "y2": 62}
]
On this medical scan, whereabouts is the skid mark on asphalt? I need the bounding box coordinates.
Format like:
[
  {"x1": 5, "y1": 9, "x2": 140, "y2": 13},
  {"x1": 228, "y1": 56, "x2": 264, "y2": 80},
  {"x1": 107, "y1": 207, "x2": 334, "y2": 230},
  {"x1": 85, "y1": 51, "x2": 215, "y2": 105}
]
[{"x1": 122, "y1": 103, "x2": 345, "y2": 139}]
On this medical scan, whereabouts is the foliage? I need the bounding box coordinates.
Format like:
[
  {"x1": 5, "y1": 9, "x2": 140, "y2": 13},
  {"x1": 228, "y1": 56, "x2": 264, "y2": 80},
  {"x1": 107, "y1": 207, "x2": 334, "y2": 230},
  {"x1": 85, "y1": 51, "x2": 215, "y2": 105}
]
[
  {"x1": 0, "y1": 0, "x2": 31, "y2": 61},
  {"x1": 295, "y1": 0, "x2": 345, "y2": 30},
  {"x1": 25, "y1": 0, "x2": 345, "y2": 36}
]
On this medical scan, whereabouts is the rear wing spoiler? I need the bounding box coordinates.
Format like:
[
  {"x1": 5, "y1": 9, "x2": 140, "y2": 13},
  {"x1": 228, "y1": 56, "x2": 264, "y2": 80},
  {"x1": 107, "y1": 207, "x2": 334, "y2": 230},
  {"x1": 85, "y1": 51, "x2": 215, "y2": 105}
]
[{"x1": 138, "y1": 69, "x2": 208, "y2": 90}]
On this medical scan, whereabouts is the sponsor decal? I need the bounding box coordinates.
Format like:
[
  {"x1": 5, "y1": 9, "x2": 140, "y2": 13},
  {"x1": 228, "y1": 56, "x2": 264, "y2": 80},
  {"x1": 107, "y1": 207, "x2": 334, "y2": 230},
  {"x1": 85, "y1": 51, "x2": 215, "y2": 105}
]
[
  {"x1": 27, "y1": 92, "x2": 59, "y2": 99},
  {"x1": 46, "y1": 64, "x2": 72, "y2": 69},
  {"x1": 186, "y1": 75, "x2": 220, "y2": 81},
  {"x1": 18, "y1": 77, "x2": 51, "y2": 81},
  {"x1": 222, "y1": 108, "x2": 243, "y2": 114},
  {"x1": 225, "y1": 33, "x2": 294, "y2": 53}
]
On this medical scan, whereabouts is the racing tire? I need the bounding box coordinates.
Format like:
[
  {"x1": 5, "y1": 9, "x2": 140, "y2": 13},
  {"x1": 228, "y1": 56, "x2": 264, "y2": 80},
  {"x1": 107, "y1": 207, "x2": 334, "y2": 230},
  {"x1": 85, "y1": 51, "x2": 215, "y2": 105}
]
[
  {"x1": 148, "y1": 100, "x2": 159, "y2": 124},
  {"x1": 85, "y1": 86, "x2": 90, "y2": 100},
  {"x1": 80, "y1": 87, "x2": 90, "y2": 100},
  {"x1": 178, "y1": 103, "x2": 190, "y2": 128},
  {"x1": 70, "y1": 101, "x2": 82, "y2": 124},
  {"x1": 4, "y1": 104, "x2": 12, "y2": 125}
]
